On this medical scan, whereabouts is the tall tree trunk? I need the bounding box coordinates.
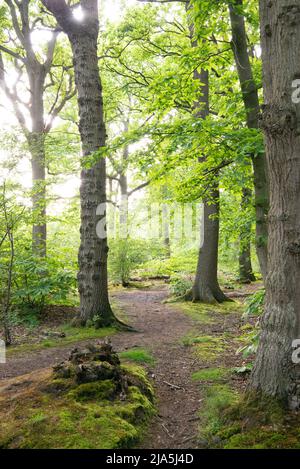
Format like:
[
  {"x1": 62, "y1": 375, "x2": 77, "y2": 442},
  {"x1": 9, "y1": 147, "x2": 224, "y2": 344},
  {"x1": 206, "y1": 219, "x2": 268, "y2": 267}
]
[
  {"x1": 191, "y1": 68, "x2": 226, "y2": 303},
  {"x1": 229, "y1": 0, "x2": 269, "y2": 282},
  {"x1": 185, "y1": 1, "x2": 226, "y2": 303},
  {"x1": 239, "y1": 188, "x2": 256, "y2": 283},
  {"x1": 27, "y1": 68, "x2": 47, "y2": 257},
  {"x1": 249, "y1": 0, "x2": 300, "y2": 407},
  {"x1": 42, "y1": 0, "x2": 116, "y2": 327}
]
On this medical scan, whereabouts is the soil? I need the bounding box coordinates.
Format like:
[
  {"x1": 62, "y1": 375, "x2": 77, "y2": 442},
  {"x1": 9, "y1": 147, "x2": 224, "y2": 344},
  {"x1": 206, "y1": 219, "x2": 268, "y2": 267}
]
[{"x1": 0, "y1": 284, "x2": 255, "y2": 449}]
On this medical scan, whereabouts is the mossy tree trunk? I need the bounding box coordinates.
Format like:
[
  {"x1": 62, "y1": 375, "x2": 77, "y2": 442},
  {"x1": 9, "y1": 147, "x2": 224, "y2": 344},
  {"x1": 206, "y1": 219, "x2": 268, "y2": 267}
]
[{"x1": 249, "y1": 0, "x2": 300, "y2": 407}]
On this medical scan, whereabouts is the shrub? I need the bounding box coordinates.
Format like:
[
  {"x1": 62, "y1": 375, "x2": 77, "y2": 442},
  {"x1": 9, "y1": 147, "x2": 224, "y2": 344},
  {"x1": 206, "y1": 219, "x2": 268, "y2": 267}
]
[
  {"x1": 12, "y1": 254, "x2": 77, "y2": 314},
  {"x1": 108, "y1": 238, "x2": 162, "y2": 286},
  {"x1": 170, "y1": 275, "x2": 193, "y2": 297}
]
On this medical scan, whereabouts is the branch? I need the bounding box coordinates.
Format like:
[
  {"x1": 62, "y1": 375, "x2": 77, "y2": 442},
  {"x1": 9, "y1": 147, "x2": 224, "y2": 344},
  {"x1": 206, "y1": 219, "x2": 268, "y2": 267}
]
[
  {"x1": 45, "y1": 73, "x2": 76, "y2": 133},
  {"x1": 0, "y1": 52, "x2": 27, "y2": 132},
  {"x1": 41, "y1": 0, "x2": 79, "y2": 35},
  {"x1": 0, "y1": 44, "x2": 25, "y2": 63},
  {"x1": 128, "y1": 181, "x2": 151, "y2": 197}
]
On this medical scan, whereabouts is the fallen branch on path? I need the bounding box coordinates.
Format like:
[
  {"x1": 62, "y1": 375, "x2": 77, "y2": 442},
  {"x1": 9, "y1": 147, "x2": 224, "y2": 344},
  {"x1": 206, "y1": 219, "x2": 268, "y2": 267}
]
[
  {"x1": 161, "y1": 423, "x2": 174, "y2": 438},
  {"x1": 163, "y1": 380, "x2": 183, "y2": 390}
]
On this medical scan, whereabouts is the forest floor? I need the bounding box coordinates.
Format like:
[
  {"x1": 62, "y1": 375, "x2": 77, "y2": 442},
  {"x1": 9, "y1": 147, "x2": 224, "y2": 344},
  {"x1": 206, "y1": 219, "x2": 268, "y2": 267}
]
[{"x1": 0, "y1": 282, "x2": 258, "y2": 449}]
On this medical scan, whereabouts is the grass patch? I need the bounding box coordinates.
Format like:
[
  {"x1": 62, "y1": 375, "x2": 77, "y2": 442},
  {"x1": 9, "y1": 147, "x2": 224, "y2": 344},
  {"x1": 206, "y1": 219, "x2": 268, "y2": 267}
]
[
  {"x1": 192, "y1": 368, "x2": 231, "y2": 383},
  {"x1": 119, "y1": 348, "x2": 155, "y2": 365},
  {"x1": 182, "y1": 334, "x2": 227, "y2": 362}
]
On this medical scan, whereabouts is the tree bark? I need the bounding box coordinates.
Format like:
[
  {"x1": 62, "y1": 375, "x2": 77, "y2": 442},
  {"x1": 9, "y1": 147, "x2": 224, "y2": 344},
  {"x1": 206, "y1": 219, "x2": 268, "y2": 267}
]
[
  {"x1": 229, "y1": 0, "x2": 269, "y2": 282},
  {"x1": 42, "y1": 0, "x2": 116, "y2": 326},
  {"x1": 190, "y1": 67, "x2": 226, "y2": 303},
  {"x1": 26, "y1": 66, "x2": 47, "y2": 257},
  {"x1": 192, "y1": 185, "x2": 228, "y2": 303},
  {"x1": 239, "y1": 188, "x2": 256, "y2": 283},
  {"x1": 249, "y1": 0, "x2": 300, "y2": 407}
]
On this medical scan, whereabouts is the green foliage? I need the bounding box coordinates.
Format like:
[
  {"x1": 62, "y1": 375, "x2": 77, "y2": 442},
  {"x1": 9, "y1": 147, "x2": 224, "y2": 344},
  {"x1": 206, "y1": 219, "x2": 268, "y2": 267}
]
[
  {"x1": 170, "y1": 275, "x2": 193, "y2": 298},
  {"x1": 234, "y1": 290, "x2": 264, "y2": 358},
  {"x1": 237, "y1": 329, "x2": 259, "y2": 358},
  {"x1": 245, "y1": 289, "x2": 265, "y2": 317},
  {"x1": 109, "y1": 238, "x2": 165, "y2": 285},
  {"x1": 13, "y1": 254, "x2": 77, "y2": 313}
]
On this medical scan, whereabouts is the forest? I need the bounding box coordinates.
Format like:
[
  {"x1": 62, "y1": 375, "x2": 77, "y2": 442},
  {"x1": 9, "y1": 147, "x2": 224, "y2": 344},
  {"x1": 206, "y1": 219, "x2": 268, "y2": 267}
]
[{"x1": 0, "y1": 0, "x2": 300, "y2": 453}]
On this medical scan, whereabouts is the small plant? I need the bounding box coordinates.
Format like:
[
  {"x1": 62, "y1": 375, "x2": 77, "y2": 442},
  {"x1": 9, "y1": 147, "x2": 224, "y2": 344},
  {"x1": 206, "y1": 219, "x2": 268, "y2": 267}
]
[
  {"x1": 237, "y1": 329, "x2": 260, "y2": 358},
  {"x1": 170, "y1": 275, "x2": 193, "y2": 297},
  {"x1": 244, "y1": 289, "x2": 265, "y2": 317}
]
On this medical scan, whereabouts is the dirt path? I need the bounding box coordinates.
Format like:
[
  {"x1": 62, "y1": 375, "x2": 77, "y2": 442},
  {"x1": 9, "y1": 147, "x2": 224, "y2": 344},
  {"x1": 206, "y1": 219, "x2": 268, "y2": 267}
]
[{"x1": 0, "y1": 286, "x2": 206, "y2": 448}]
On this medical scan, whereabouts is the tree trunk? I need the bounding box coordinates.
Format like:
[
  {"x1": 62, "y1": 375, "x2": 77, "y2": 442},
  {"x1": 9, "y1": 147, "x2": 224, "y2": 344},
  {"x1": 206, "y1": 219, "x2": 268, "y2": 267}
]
[
  {"x1": 119, "y1": 172, "x2": 128, "y2": 240},
  {"x1": 70, "y1": 24, "x2": 113, "y2": 326},
  {"x1": 249, "y1": 0, "x2": 300, "y2": 407},
  {"x1": 239, "y1": 188, "x2": 256, "y2": 283},
  {"x1": 229, "y1": 0, "x2": 269, "y2": 282},
  {"x1": 27, "y1": 131, "x2": 46, "y2": 258},
  {"x1": 192, "y1": 185, "x2": 228, "y2": 303},
  {"x1": 162, "y1": 203, "x2": 171, "y2": 258},
  {"x1": 27, "y1": 66, "x2": 48, "y2": 258},
  {"x1": 191, "y1": 67, "x2": 226, "y2": 303},
  {"x1": 42, "y1": 0, "x2": 116, "y2": 326}
]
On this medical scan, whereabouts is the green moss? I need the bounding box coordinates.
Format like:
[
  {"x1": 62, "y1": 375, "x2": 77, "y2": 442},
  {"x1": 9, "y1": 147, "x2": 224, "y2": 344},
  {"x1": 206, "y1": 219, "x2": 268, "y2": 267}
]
[
  {"x1": 175, "y1": 301, "x2": 243, "y2": 325},
  {"x1": 224, "y1": 430, "x2": 300, "y2": 449},
  {"x1": 175, "y1": 303, "x2": 214, "y2": 324},
  {"x1": 192, "y1": 368, "x2": 231, "y2": 382},
  {"x1": 68, "y1": 380, "x2": 117, "y2": 402},
  {"x1": 198, "y1": 384, "x2": 238, "y2": 441},
  {"x1": 182, "y1": 334, "x2": 227, "y2": 362},
  {"x1": 120, "y1": 348, "x2": 155, "y2": 365},
  {"x1": 226, "y1": 393, "x2": 285, "y2": 426},
  {"x1": 122, "y1": 363, "x2": 155, "y2": 402},
  {"x1": 28, "y1": 411, "x2": 47, "y2": 425},
  {"x1": 0, "y1": 364, "x2": 155, "y2": 449},
  {"x1": 197, "y1": 389, "x2": 300, "y2": 449}
]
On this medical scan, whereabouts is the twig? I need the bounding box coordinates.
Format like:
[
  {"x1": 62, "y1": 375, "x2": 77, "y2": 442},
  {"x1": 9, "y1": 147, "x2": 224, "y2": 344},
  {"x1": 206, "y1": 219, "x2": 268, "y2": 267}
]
[
  {"x1": 161, "y1": 423, "x2": 174, "y2": 439},
  {"x1": 182, "y1": 434, "x2": 198, "y2": 444},
  {"x1": 163, "y1": 380, "x2": 183, "y2": 390}
]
